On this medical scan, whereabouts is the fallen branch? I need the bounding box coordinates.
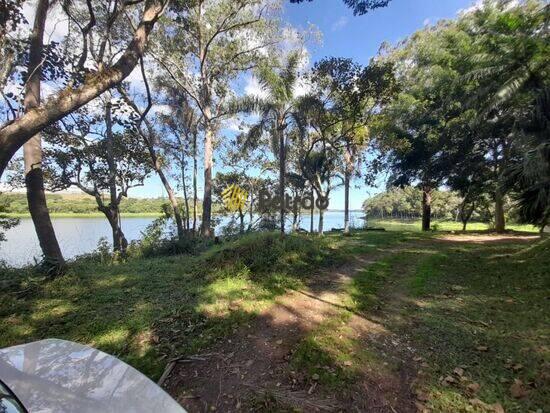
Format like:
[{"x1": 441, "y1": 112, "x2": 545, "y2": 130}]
[{"x1": 243, "y1": 383, "x2": 341, "y2": 412}]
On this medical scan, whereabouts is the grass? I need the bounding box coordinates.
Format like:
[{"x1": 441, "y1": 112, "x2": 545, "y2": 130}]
[
  {"x1": 0, "y1": 231, "x2": 380, "y2": 380},
  {"x1": 285, "y1": 233, "x2": 548, "y2": 412},
  {"x1": 367, "y1": 219, "x2": 539, "y2": 233},
  {"x1": 404, "y1": 237, "x2": 550, "y2": 412},
  {"x1": 1, "y1": 228, "x2": 547, "y2": 412}
]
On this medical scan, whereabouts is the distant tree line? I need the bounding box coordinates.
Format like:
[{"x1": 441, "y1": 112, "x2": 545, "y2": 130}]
[
  {"x1": 0, "y1": 193, "x2": 198, "y2": 215},
  {"x1": 362, "y1": 186, "x2": 511, "y2": 229}
]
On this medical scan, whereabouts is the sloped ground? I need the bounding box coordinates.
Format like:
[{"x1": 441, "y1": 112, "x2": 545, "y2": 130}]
[{"x1": 163, "y1": 233, "x2": 547, "y2": 413}]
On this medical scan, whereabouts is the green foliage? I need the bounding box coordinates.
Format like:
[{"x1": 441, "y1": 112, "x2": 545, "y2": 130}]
[
  {"x1": 0, "y1": 194, "x2": 19, "y2": 244},
  {"x1": 0, "y1": 193, "x2": 188, "y2": 215},
  {"x1": 363, "y1": 186, "x2": 463, "y2": 220}
]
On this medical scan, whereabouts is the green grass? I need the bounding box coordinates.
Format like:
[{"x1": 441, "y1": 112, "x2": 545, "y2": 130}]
[
  {"x1": 1, "y1": 228, "x2": 547, "y2": 412},
  {"x1": 404, "y1": 238, "x2": 550, "y2": 412},
  {"x1": 367, "y1": 219, "x2": 539, "y2": 233},
  {"x1": 286, "y1": 233, "x2": 548, "y2": 412},
  {"x1": 0, "y1": 231, "x2": 398, "y2": 380},
  {"x1": 340, "y1": 236, "x2": 549, "y2": 412}
]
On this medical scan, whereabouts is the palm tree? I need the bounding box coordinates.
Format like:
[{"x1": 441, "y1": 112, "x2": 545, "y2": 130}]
[{"x1": 233, "y1": 52, "x2": 305, "y2": 234}]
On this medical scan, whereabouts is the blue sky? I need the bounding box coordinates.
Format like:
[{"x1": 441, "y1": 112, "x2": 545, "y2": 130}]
[{"x1": 132, "y1": 0, "x2": 476, "y2": 209}]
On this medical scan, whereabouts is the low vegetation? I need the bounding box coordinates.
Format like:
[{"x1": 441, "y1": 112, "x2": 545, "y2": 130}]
[{"x1": 2, "y1": 228, "x2": 548, "y2": 412}]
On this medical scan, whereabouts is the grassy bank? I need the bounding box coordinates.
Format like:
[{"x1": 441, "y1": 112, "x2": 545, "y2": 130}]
[
  {"x1": 287, "y1": 234, "x2": 548, "y2": 412},
  {"x1": 368, "y1": 219, "x2": 539, "y2": 233},
  {"x1": 0, "y1": 231, "x2": 404, "y2": 379},
  {"x1": 1, "y1": 230, "x2": 547, "y2": 411}
]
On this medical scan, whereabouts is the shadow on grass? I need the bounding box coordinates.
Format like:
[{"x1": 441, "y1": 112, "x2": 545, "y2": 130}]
[
  {"x1": 362, "y1": 237, "x2": 550, "y2": 412},
  {"x1": 0, "y1": 231, "x2": 405, "y2": 382}
]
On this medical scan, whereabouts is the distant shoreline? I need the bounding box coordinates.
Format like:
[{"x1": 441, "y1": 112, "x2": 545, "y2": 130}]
[{"x1": 4, "y1": 210, "x2": 365, "y2": 219}]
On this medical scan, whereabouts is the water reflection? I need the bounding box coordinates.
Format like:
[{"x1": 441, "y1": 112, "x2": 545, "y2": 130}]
[{"x1": 0, "y1": 211, "x2": 365, "y2": 267}]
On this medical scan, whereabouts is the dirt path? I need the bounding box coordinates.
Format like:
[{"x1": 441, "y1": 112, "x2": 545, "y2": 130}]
[{"x1": 162, "y1": 245, "x2": 419, "y2": 412}]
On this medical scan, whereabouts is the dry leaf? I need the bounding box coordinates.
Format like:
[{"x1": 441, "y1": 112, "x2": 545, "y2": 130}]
[
  {"x1": 469, "y1": 398, "x2": 490, "y2": 409},
  {"x1": 415, "y1": 389, "x2": 429, "y2": 402},
  {"x1": 467, "y1": 382, "x2": 480, "y2": 394},
  {"x1": 454, "y1": 367, "x2": 465, "y2": 376},
  {"x1": 344, "y1": 360, "x2": 353, "y2": 367},
  {"x1": 275, "y1": 339, "x2": 283, "y2": 345},
  {"x1": 511, "y1": 363, "x2": 523, "y2": 372},
  {"x1": 443, "y1": 375, "x2": 457, "y2": 385},
  {"x1": 476, "y1": 345, "x2": 489, "y2": 352},
  {"x1": 414, "y1": 401, "x2": 430, "y2": 413},
  {"x1": 491, "y1": 403, "x2": 505, "y2": 413},
  {"x1": 510, "y1": 379, "x2": 529, "y2": 399}
]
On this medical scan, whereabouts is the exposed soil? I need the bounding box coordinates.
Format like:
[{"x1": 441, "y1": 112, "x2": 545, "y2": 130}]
[{"x1": 162, "y1": 233, "x2": 538, "y2": 412}]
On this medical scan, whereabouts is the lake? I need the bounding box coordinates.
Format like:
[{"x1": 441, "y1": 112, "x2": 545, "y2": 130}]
[{"x1": 0, "y1": 211, "x2": 365, "y2": 267}]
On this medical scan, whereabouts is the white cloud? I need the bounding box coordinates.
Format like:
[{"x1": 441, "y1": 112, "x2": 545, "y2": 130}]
[
  {"x1": 244, "y1": 76, "x2": 269, "y2": 99},
  {"x1": 331, "y1": 16, "x2": 348, "y2": 32},
  {"x1": 293, "y1": 76, "x2": 312, "y2": 98}
]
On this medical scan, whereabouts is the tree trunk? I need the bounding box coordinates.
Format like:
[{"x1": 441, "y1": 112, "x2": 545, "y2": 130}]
[
  {"x1": 159, "y1": 165, "x2": 184, "y2": 239},
  {"x1": 201, "y1": 122, "x2": 214, "y2": 237},
  {"x1": 421, "y1": 186, "x2": 432, "y2": 232},
  {"x1": 239, "y1": 209, "x2": 245, "y2": 234},
  {"x1": 318, "y1": 207, "x2": 324, "y2": 236},
  {"x1": 117, "y1": 89, "x2": 185, "y2": 239},
  {"x1": 23, "y1": 0, "x2": 65, "y2": 271},
  {"x1": 104, "y1": 100, "x2": 127, "y2": 254},
  {"x1": 278, "y1": 124, "x2": 286, "y2": 235},
  {"x1": 101, "y1": 207, "x2": 128, "y2": 253},
  {"x1": 494, "y1": 186, "x2": 505, "y2": 233},
  {"x1": 343, "y1": 146, "x2": 353, "y2": 235},
  {"x1": 0, "y1": 0, "x2": 167, "y2": 179},
  {"x1": 193, "y1": 131, "x2": 198, "y2": 234},
  {"x1": 310, "y1": 190, "x2": 314, "y2": 233},
  {"x1": 181, "y1": 150, "x2": 190, "y2": 231}
]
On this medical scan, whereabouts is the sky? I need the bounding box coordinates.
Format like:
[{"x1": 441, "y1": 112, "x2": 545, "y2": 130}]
[{"x1": 129, "y1": 0, "x2": 477, "y2": 210}]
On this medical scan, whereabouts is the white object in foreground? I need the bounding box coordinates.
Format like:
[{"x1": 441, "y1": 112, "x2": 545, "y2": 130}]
[{"x1": 0, "y1": 339, "x2": 185, "y2": 413}]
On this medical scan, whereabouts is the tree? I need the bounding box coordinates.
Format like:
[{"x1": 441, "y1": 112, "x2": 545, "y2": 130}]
[
  {"x1": 22, "y1": 0, "x2": 65, "y2": 271},
  {"x1": 153, "y1": 0, "x2": 278, "y2": 237},
  {"x1": 116, "y1": 69, "x2": 187, "y2": 242},
  {"x1": 461, "y1": 0, "x2": 550, "y2": 232},
  {"x1": 44, "y1": 105, "x2": 152, "y2": 253},
  {"x1": 234, "y1": 52, "x2": 306, "y2": 235},
  {"x1": 289, "y1": 0, "x2": 391, "y2": 15},
  {"x1": 504, "y1": 88, "x2": 550, "y2": 231},
  {"x1": 0, "y1": 0, "x2": 168, "y2": 178},
  {"x1": 310, "y1": 57, "x2": 398, "y2": 233}
]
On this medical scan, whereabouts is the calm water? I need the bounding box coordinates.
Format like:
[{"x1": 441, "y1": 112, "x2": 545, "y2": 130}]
[{"x1": 0, "y1": 211, "x2": 364, "y2": 267}]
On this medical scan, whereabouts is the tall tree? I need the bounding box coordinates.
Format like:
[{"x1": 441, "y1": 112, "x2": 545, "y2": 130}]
[
  {"x1": 310, "y1": 57, "x2": 398, "y2": 233},
  {"x1": 153, "y1": 0, "x2": 278, "y2": 237},
  {"x1": 234, "y1": 52, "x2": 305, "y2": 234},
  {"x1": 23, "y1": 0, "x2": 65, "y2": 271},
  {"x1": 0, "y1": 0, "x2": 168, "y2": 178},
  {"x1": 44, "y1": 106, "x2": 152, "y2": 253}
]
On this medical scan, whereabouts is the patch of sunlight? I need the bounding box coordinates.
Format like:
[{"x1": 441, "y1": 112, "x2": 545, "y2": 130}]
[
  {"x1": 198, "y1": 277, "x2": 259, "y2": 316},
  {"x1": 425, "y1": 385, "x2": 472, "y2": 412},
  {"x1": 94, "y1": 274, "x2": 129, "y2": 288},
  {"x1": 131, "y1": 329, "x2": 153, "y2": 357},
  {"x1": 93, "y1": 326, "x2": 130, "y2": 347},
  {"x1": 3, "y1": 323, "x2": 35, "y2": 339},
  {"x1": 30, "y1": 302, "x2": 74, "y2": 322}
]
